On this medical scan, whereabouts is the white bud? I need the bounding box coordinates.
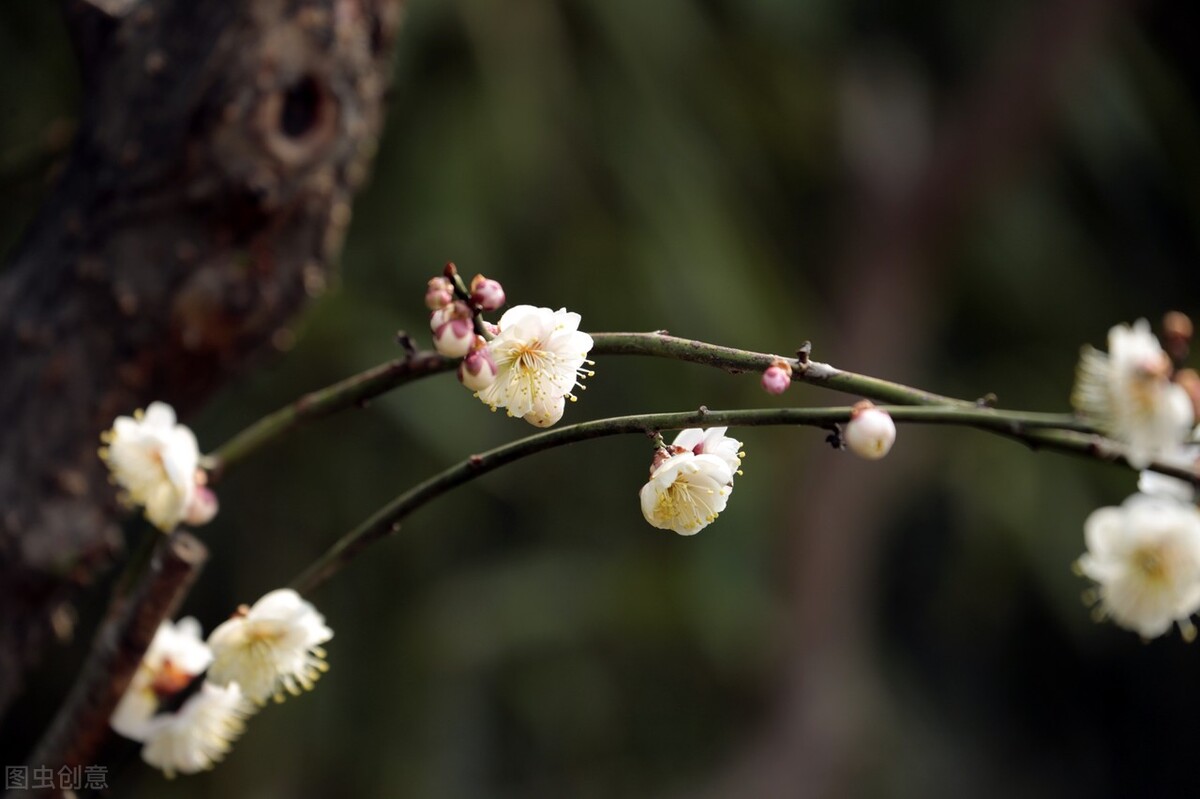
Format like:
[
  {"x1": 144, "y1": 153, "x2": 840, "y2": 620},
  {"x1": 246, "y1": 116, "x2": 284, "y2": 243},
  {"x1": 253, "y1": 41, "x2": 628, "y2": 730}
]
[
  {"x1": 434, "y1": 318, "x2": 475, "y2": 358},
  {"x1": 459, "y1": 341, "x2": 498, "y2": 391},
  {"x1": 430, "y1": 300, "x2": 472, "y2": 333},
  {"x1": 844, "y1": 402, "x2": 895, "y2": 460}
]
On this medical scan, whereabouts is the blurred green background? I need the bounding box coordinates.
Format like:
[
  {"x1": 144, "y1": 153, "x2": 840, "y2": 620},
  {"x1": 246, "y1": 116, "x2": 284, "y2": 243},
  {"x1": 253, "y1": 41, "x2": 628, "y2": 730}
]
[{"x1": 3, "y1": 0, "x2": 1200, "y2": 797}]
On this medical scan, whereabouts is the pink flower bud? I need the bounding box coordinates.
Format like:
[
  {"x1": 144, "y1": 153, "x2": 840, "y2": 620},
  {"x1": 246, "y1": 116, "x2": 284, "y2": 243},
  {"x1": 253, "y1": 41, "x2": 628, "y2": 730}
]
[
  {"x1": 434, "y1": 318, "x2": 475, "y2": 358},
  {"x1": 430, "y1": 300, "x2": 472, "y2": 333},
  {"x1": 458, "y1": 342, "x2": 498, "y2": 391},
  {"x1": 425, "y1": 277, "x2": 454, "y2": 311},
  {"x1": 469, "y1": 274, "x2": 506, "y2": 312},
  {"x1": 761, "y1": 360, "x2": 792, "y2": 395},
  {"x1": 184, "y1": 485, "x2": 219, "y2": 527},
  {"x1": 844, "y1": 401, "x2": 896, "y2": 460}
]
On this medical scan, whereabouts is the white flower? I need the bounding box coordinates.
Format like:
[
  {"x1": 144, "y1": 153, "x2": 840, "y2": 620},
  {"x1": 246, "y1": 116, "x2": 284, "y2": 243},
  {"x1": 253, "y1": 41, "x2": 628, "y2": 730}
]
[
  {"x1": 669, "y1": 427, "x2": 745, "y2": 477},
  {"x1": 140, "y1": 682, "x2": 253, "y2": 778},
  {"x1": 1072, "y1": 320, "x2": 1194, "y2": 468},
  {"x1": 206, "y1": 589, "x2": 332, "y2": 704},
  {"x1": 100, "y1": 402, "x2": 199, "y2": 531},
  {"x1": 111, "y1": 617, "x2": 213, "y2": 741},
  {"x1": 640, "y1": 451, "x2": 735, "y2": 536},
  {"x1": 1077, "y1": 492, "x2": 1200, "y2": 639},
  {"x1": 475, "y1": 305, "x2": 594, "y2": 427},
  {"x1": 843, "y1": 403, "x2": 896, "y2": 460}
]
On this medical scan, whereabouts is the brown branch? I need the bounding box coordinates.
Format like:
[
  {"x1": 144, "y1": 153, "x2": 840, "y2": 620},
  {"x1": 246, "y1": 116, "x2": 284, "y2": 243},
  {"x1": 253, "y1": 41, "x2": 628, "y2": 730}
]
[
  {"x1": 19, "y1": 532, "x2": 208, "y2": 799},
  {"x1": 0, "y1": 0, "x2": 405, "y2": 721}
]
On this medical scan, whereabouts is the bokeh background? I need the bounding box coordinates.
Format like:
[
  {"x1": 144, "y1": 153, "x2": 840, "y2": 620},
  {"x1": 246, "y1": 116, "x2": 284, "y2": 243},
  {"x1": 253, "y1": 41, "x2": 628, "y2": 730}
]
[{"x1": 4, "y1": 0, "x2": 1200, "y2": 797}]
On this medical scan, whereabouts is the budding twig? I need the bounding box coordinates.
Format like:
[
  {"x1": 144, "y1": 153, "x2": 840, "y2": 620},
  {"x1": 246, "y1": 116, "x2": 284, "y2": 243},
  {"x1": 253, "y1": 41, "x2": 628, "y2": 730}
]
[
  {"x1": 206, "y1": 332, "x2": 979, "y2": 474},
  {"x1": 287, "y1": 404, "x2": 1160, "y2": 595}
]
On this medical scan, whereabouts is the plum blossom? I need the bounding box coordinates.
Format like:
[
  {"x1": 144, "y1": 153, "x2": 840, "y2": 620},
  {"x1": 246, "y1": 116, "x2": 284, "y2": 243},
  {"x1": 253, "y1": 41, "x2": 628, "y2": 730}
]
[
  {"x1": 1072, "y1": 319, "x2": 1194, "y2": 468},
  {"x1": 206, "y1": 589, "x2": 332, "y2": 705},
  {"x1": 111, "y1": 617, "x2": 213, "y2": 742},
  {"x1": 475, "y1": 305, "x2": 594, "y2": 427},
  {"x1": 640, "y1": 449, "x2": 735, "y2": 536},
  {"x1": 1077, "y1": 492, "x2": 1200, "y2": 639},
  {"x1": 100, "y1": 402, "x2": 201, "y2": 531},
  {"x1": 139, "y1": 682, "x2": 253, "y2": 778}
]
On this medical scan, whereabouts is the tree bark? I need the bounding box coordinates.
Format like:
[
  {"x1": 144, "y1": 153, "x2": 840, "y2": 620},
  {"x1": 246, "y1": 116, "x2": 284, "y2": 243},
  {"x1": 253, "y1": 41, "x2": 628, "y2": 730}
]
[{"x1": 0, "y1": 0, "x2": 404, "y2": 720}]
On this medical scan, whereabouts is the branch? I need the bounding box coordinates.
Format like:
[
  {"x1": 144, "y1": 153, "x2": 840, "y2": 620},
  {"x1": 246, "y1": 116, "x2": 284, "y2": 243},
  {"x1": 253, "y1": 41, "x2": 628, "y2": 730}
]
[
  {"x1": 207, "y1": 349, "x2": 455, "y2": 478},
  {"x1": 20, "y1": 532, "x2": 207, "y2": 796},
  {"x1": 205, "y1": 331, "x2": 980, "y2": 475},
  {"x1": 288, "y1": 404, "x2": 1162, "y2": 595}
]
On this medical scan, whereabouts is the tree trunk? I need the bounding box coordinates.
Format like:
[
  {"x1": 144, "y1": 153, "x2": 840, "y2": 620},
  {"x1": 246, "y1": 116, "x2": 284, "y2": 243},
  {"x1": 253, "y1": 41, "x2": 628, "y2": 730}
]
[{"x1": 0, "y1": 0, "x2": 404, "y2": 720}]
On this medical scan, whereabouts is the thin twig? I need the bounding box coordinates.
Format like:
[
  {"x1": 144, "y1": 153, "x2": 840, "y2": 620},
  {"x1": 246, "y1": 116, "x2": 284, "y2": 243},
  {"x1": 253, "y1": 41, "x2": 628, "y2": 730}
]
[
  {"x1": 205, "y1": 350, "x2": 454, "y2": 477},
  {"x1": 206, "y1": 331, "x2": 1003, "y2": 475},
  {"x1": 288, "y1": 404, "x2": 1167, "y2": 595}
]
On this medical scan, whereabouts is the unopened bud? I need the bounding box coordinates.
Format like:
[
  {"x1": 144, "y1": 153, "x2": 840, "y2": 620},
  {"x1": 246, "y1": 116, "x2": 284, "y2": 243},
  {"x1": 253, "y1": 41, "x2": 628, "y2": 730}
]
[
  {"x1": 459, "y1": 339, "x2": 498, "y2": 391},
  {"x1": 1164, "y1": 311, "x2": 1193, "y2": 363},
  {"x1": 469, "y1": 274, "x2": 506, "y2": 311},
  {"x1": 761, "y1": 360, "x2": 793, "y2": 395},
  {"x1": 425, "y1": 277, "x2": 454, "y2": 311},
  {"x1": 434, "y1": 318, "x2": 475, "y2": 358},
  {"x1": 844, "y1": 400, "x2": 895, "y2": 460},
  {"x1": 184, "y1": 484, "x2": 219, "y2": 527},
  {"x1": 430, "y1": 300, "x2": 472, "y2": 333}
]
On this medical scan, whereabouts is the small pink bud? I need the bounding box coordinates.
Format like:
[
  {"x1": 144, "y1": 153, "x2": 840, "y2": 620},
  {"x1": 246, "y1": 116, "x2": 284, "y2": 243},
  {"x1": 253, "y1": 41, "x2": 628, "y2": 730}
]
[
  {"x1": 761, "y1": 360, "x2": 793, "y2": 395},
  {"x1": 459, "y1": 341, "x2": 498, "y2": 391},
  {"x1": 184, "y1": 485, "x2": 219, "y2": 527},
  {"x1": 430, "y1": 300, "x2": 472, "y2": 333},
  {"x1": 844, "y1": 400, "x2": 896, "y2": 460},
  {"x1": 469, "y1": 274, "x2": 506, "y2": 312},
  {"x1": 425, "y1": 277, "x2": 454, "y2": 311},
  {"x1": 434, "y1": 318, "x2": 475, "y2": 358}
]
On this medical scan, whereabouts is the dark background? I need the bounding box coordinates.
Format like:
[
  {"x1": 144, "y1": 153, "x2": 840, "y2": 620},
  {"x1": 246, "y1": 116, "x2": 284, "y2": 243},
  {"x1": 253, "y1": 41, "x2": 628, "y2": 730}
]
[{"x1": 3, "y1": 0, "x2": 1200, "y2": 797}]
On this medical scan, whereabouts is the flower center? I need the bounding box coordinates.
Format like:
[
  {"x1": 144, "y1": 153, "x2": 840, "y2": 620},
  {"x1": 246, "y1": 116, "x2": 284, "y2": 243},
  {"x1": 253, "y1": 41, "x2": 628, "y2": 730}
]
[
  {"x1": 655, "y1": 478, "x2": 719, "y2": 530},
  {"x1": 1133, "y1": 543, "x2": 1169, "y2": 583},
  {"x1": 513, "y1": 341, "x2": 548, "y2": 374},
  {"x1": 151, "y1": 659, "x2": 194, "y2": 699}
]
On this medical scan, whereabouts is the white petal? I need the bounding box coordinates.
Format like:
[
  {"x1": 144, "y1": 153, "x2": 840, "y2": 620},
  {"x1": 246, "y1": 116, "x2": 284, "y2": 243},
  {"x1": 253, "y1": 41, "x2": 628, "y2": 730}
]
[{"x1": 140, "y1": 682, "x2": 253, "y2": 778}]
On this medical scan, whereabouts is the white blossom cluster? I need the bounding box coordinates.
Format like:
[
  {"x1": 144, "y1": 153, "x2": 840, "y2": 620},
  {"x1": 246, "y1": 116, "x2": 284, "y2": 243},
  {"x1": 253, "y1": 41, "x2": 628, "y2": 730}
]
[
  {"x1": 110, "y1": 589, "x2": 331, "y2": 778},
  {"x1": 1073, "y1": 319, "x2": 1200, "y2": 640},
  {"x1": 425, "y1": 266, "x2": 595, "y2": 428}
]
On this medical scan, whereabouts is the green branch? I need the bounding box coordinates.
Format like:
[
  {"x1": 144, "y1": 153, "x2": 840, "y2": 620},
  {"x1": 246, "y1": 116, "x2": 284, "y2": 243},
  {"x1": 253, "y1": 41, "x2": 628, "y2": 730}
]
[
  {"x1": 206, "y1": 332, "x2": 1002, "y2": 475},
  {"x1": 204, "y1": 349, "x2": 455, "y2": 477},
  {"x1": 288, "y1": 404, "x2": 1145, "y2": 595}
]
